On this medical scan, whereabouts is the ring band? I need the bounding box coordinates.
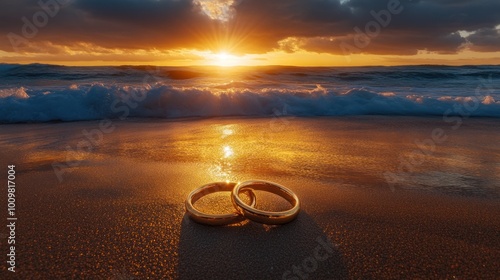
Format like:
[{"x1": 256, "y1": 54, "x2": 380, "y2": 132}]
[
  {"x1": 231, "y1": 180, "x2": 300, "y2": 225},
  {"x1": 185, "y1": 182, "x2": 256, "y2": 226}
]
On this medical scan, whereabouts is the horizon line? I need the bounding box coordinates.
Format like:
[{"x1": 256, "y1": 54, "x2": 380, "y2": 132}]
[{"x1": 2, "y1": 62, "x2": 500, "y2": 68}]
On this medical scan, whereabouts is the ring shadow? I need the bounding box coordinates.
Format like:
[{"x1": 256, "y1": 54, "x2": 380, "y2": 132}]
[{"x1": 176, "y1": 211, "x2": 348, "y2": 279}]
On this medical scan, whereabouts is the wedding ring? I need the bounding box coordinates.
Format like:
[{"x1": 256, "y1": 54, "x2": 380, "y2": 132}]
[
  {"x1": 231, "y1": 180, "x2": 300, "y2": 225},
  {"x1": 185, "y1": 182, "x2": 256, "y2": 226}
]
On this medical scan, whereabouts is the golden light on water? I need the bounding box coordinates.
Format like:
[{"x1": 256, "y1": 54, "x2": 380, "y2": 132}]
[
  {"x1": 223, "y1": 145, "x2": 234, "y2": 158},
  {"x1": 208, "y1": 125, "x2": 238, "y2": 181},
  {"x1": 222, "y1": 128, "x2": 234, "y2": 137},
  {"x1": 209, "y1": 145, "x2": 234, "y2": 180}
]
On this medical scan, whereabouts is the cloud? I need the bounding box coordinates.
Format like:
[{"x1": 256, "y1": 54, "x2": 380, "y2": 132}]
[
  {"x1": 0, "y1": 0, "x2": 499, "y2": 56},
  {"x1": 193, "y1": 0, "x2": 237, "y2": 22},
  {"x1": 466, "y1": 26, "x2": 500, "y2": 52}
]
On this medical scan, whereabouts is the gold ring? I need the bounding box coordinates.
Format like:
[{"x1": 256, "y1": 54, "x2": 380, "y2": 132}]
[
  {"x1": 231, "y1": 180, "x2": 300, "y2": 225},
  {"x1": 185, "y1": 182, "x2": 256, "y2": 226}
]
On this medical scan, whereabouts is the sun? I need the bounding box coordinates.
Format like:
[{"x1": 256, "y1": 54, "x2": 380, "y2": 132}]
[
  {"x1": 202, "y1": 50, "x2": 255, "y2": 67},
  {"x1": 203, "y1": 51, "x2": 246, "y2": 67},
  {"x1": 214, "y1": 51, "x2": 238, "y2": 67}
]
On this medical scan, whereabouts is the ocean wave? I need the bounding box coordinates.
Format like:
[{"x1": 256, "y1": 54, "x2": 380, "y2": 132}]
[
  {"x1": 334, "y1": 70, "x2": 499, "y2": 80},
  {"x1": 0, "y1": 84, "x2": 499, "y2": 123},
  {"x1": 3, "y1": 64, "x2": 500, "y2": 83}
]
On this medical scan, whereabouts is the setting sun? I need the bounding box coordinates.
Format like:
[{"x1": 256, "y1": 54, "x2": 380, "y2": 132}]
[{"x1": 211, "y1": 51, "x2": 240, "y2": 67}]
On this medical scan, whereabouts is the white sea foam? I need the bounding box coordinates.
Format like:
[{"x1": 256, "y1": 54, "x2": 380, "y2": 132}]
[{"x1": 0, "y1": 87, "x2": 29, "y2": 99}]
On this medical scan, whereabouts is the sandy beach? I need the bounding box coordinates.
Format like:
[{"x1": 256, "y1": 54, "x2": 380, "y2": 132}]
[
  {"x1": 0, "y1": 116, "x2": 499, "y2": 279},
  {"x1": 2, "y1": 0, "x2": 500, "y2": 278}
]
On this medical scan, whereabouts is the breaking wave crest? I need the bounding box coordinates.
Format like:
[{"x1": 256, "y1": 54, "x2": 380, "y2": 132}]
[{"x1": 1, "y1": 83, "x2": 499, "y2": 123}]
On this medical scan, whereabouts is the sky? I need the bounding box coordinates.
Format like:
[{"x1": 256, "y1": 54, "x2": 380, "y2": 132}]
[{"x1": 1, "y1": 0, "x2": 500, "y2": 66}]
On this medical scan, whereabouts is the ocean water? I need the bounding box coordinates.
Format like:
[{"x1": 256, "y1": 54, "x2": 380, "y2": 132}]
[{"x1": 0, "y1": 64, "x2": 499, "y2": 123}]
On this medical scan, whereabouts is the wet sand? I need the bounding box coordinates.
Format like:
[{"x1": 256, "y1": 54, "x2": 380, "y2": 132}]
[{"x1": 0, "y1": 117, "x2": 499, "y2": 279}]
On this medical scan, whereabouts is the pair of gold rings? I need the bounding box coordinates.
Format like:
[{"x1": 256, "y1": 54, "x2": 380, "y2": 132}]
[{"x1": 185, "y1": 180, "x2": 300, "y2": 226}]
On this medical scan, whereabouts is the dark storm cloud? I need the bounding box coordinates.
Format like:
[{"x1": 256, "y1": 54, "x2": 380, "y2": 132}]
[
  {"x1": 1, "y1": 0, "x2": 499, "y2": 55},
  {"x1": 467, "y1": 27, "x2": 500, "y2": 52},
  {"x1": 1, "y1": 0, "x2": 213, "y2": 51},
  {"x1": 235, "y1": 0, "x2": 498, "y2": 54}
]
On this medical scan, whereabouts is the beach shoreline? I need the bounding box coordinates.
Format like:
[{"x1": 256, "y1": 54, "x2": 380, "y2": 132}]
[{"x1": 0, "y1": 116, "x2": 499, "y2": 278}]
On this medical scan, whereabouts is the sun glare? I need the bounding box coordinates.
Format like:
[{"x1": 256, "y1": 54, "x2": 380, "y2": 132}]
[
  {"x1": 223, "y1": 145, "x2": 234, "y2": 158},
  {"x1": 201, "y1": 50, "x2": 257, "y2": 67},
  {"x1": 213, "y1": 51, "x2": 238, "y2": 67}
]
